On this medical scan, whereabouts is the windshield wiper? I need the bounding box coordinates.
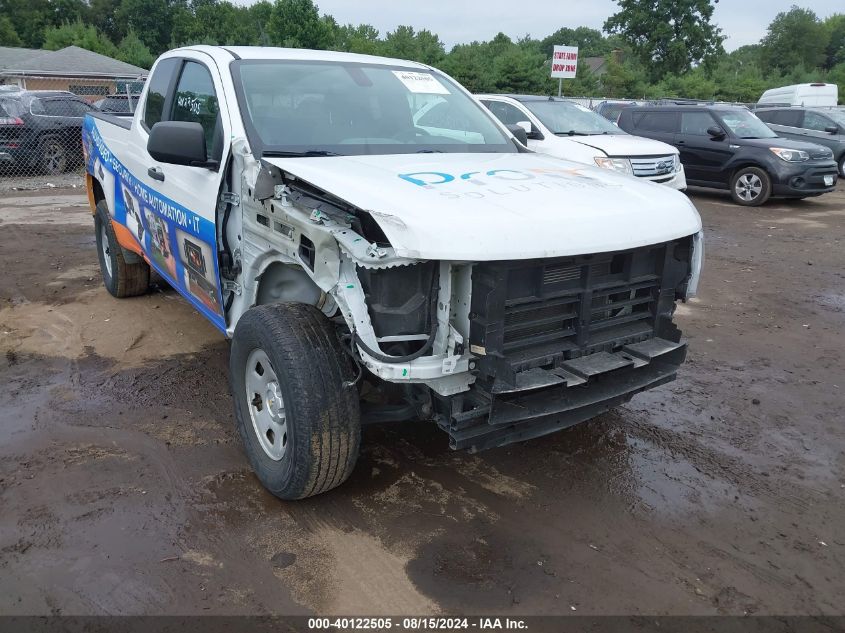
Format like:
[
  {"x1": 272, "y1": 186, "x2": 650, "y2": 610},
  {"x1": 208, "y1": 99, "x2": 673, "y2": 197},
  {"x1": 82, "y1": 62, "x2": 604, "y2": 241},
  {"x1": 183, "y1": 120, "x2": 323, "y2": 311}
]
[
  {"x1": 262, "y1": 150, "x2": 345, "y2": 158},
  {"x1": 554, "y1": 130, "x2": 591, "y2": 136},
  {"x1": 416, "y1": 149, "x2": 444, "y2": 153}
]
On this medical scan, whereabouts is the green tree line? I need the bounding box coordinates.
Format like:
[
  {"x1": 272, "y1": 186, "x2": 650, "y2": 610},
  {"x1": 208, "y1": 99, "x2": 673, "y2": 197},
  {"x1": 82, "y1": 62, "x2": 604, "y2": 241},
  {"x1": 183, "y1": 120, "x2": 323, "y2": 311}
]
[{"x1": 0, "y1": 0, "x2": 843, "y2": 103}]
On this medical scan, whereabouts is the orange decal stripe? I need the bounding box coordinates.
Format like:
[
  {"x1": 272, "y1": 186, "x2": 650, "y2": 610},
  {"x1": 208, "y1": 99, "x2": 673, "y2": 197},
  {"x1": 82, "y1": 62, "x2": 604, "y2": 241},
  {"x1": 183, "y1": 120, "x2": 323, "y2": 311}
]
[
  {"x1": 111, "y1": 221, "x2": 146, "y2": 259},
  {"x1": 85, "y1": 173, "x2": 97, "y2": 214}
]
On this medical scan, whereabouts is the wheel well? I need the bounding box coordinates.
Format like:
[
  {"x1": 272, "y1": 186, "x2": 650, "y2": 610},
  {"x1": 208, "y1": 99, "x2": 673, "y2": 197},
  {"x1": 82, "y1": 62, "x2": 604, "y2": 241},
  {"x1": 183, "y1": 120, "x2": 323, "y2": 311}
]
[
  {"x1": 255, "y1": 262, "x2": 324, "y2": 308},
  {"x1": 731, "y1": 163, "x2": 767, "y2": 181},
  {"x1": 91, "y1": 177, "x2": 105, "y2": 205}
]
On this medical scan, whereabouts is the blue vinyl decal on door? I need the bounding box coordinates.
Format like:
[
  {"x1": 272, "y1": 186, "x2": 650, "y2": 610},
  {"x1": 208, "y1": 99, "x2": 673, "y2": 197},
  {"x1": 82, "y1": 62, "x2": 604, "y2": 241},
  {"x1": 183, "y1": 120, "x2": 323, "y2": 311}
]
[{"x1": 84, "y1": 116, "x2": 226, "y2": 333}]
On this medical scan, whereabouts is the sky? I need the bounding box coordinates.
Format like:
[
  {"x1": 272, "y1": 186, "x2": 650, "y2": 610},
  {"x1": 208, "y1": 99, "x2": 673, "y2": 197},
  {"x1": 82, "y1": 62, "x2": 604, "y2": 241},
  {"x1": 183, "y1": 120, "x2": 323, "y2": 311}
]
[{"x1": 309, "y1": 0, "x2": 843, "y2": 51}]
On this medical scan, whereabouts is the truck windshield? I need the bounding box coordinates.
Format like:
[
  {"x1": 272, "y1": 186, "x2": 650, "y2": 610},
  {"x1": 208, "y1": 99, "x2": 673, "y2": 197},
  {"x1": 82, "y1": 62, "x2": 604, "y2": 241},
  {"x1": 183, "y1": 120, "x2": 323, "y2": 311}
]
[
  {"x1": 231, "y1": 60, "x2": 516, "y2": 156},
  {"x1": 523, "y1": 100, "x2": 624, "y2": 135},
  {"x1": 718, "y1": 110, "x2": 777, "y2": 139}
]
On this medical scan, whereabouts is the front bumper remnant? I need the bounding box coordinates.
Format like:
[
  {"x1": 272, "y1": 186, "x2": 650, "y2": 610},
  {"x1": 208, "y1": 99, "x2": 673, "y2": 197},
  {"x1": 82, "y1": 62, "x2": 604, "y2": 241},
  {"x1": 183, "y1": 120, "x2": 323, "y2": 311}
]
[{"x1": 437, "y1": 340, "x2": 686, "y2": 452}]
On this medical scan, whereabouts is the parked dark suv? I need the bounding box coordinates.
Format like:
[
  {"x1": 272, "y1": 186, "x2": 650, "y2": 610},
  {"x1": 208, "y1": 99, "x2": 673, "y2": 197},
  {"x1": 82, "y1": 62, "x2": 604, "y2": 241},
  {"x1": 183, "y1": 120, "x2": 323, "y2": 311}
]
[
  {"x1": 0, "y1": 88, "x2": 95, "y2": 175},
  {"x1": 618, "y1": 104, "x2": 838, "y2": 206},
  {"x1": 755, "y1": 106, "x2": 845, "y2": 178},
  {"x1": 593, "y1": 100, "x2": 641, "y2": 123},
  {"x1": 93, "y1": 94, "x2": 141, "y2": 113}
]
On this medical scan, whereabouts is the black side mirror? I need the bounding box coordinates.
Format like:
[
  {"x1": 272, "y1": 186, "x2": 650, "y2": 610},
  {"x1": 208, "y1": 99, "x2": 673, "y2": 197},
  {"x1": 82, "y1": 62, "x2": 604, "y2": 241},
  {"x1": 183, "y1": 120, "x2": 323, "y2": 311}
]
[
  {"x1": 824, "y1": 125, "x2": 839, "y2": 134},
  {"x1": 706, "y1": 125, "x2": 726, "y2": 139},
  {"x1": 507, "y1": 123, "x2": 529, "y2": 146},
  {"x1": 147, "y1": 121, "x2": 215, "y2": 168}
]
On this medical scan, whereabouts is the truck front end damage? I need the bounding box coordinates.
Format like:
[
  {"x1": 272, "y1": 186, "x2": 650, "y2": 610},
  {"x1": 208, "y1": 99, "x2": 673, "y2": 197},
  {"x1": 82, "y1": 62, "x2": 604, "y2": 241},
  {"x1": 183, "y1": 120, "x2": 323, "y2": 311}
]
[
  {"x1": 240, "y1": 157, "x2": 702, "y2": 452},
  {"x1": 433, "y1": 240, "x2": 694, "y2": 451}
]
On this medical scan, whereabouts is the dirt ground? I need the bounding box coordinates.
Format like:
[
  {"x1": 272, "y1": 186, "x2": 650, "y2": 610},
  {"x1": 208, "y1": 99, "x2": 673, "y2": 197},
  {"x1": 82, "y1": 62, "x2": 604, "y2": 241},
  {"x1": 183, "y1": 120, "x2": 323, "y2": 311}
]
[{"x1": 1, "y1": 182, "x2": 843, "y2": 617}]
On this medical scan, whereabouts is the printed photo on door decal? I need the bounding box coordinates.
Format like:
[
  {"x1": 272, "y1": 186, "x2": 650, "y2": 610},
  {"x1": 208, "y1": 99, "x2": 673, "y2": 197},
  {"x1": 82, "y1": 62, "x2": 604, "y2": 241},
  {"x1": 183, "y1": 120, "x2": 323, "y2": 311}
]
[
  {"x1": 93, "y1": 157, "x2": 116, "y2": 215},
  {"x1": 175, "y1": 228, "x2": 220, "y2": 313},
  {"x1": 121, "y1": 184, "x2": 146, "y2": 247},
  {"x1": 144, "y1": 208, "x2": 177, "y2": 280}
]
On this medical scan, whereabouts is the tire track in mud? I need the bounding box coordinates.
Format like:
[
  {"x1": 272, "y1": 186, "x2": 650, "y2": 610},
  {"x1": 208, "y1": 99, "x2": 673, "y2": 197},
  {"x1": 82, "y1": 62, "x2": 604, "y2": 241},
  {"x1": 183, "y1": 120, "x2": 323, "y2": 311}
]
[{"x1": 624, "y1": 414, "x2": 820, "y2": 512}]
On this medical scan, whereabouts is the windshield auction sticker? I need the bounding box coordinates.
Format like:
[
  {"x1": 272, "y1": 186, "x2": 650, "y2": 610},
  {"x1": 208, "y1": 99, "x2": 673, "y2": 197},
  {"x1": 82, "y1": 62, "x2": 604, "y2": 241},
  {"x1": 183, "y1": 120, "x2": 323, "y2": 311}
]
[{"x1": 392, "y1": 70, "x2": 450, "y2": 94}]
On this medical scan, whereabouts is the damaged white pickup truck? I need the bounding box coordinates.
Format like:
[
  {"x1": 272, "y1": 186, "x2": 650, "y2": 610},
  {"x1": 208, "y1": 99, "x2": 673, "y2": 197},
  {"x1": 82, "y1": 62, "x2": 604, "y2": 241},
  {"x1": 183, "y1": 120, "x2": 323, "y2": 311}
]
[{"x1": 83, "y1": 46, "x2": 704, "y2": 499}]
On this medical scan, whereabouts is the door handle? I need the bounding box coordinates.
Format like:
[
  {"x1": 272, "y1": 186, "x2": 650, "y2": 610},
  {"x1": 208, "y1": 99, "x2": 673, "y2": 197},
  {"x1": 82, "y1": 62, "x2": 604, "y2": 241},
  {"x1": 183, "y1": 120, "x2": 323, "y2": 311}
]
[
  {"x1": 676, "y1": 140, "x2": 686, "y2": 145},
  {"x1": 147, "y1": 166, "x2": 165, "y2": 182}
]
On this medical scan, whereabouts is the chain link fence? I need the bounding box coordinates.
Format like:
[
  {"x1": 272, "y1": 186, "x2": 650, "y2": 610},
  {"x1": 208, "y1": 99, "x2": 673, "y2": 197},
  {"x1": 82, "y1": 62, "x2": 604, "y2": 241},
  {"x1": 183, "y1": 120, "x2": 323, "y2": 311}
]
[{"x1": 0, "y1": 75, "x2": 144, "y2": 192}]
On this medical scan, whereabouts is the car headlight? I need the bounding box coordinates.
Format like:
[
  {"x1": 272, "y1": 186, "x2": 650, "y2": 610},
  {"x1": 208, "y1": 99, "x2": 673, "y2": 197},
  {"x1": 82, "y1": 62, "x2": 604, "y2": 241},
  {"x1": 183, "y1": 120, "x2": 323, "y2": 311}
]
[
  {"x1": 770, "y1": 147, "x2": 809, "y2": 162},
  {"x1": 594, "y1": 157, "x2": 633, "y2": 174}
]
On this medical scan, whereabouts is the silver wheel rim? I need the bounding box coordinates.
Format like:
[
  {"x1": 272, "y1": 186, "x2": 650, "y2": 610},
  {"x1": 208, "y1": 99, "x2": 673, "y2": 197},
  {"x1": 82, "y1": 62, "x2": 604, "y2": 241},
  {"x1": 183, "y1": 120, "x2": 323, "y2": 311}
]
[
  {"x1": 245, "y1": 348, "x2": 288, "y2": 461},
  {"x1": 100, "y1": 224, "x2": 112, "y2": 277},
  {"x1": 44, "y1": 142, "x2": 64, "y2": 173},
  {"x1": 735, "y1": 173, "x2": 762, "y2": 201}
]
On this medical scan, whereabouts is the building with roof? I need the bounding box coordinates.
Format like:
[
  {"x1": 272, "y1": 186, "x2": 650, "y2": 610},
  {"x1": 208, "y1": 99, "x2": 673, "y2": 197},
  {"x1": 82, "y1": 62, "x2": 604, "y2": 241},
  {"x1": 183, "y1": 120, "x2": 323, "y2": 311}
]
[
  {"x1": 0, "y1": 45, "x2": 146, "y2": 101},
  {"x1": 583, "y1": 56, "x2": 609, "y2": 76}
]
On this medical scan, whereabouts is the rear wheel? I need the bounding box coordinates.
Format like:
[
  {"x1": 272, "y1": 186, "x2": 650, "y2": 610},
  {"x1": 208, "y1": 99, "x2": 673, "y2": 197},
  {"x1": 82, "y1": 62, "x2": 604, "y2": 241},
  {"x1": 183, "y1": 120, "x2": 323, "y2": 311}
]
[
  {"x1": 730, "y1": 166, "x2": 771, "y2": 207},
  {"x1": 94, "y1": 200, "x2": 150, "y2": 297},
  {"x1": 39, "y1": 137, "x2": 67, "y2": 175},
  {"x1": 230, "y1": 303, "x2": 361, "y2": 500}
]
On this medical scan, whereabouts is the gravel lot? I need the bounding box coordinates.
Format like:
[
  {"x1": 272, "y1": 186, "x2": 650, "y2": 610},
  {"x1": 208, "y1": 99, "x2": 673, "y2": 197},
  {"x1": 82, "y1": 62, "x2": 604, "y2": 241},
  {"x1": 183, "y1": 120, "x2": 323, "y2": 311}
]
[{"x1": 1, "y1": 183, "x2": 843, "y2": 616}]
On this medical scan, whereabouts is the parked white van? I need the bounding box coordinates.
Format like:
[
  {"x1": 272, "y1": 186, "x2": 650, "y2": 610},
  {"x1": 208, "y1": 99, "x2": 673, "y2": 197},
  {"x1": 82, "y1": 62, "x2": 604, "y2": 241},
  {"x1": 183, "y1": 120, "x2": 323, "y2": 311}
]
[{"x1": 758, "y1": 83, "x2": 839, "y2": 107}]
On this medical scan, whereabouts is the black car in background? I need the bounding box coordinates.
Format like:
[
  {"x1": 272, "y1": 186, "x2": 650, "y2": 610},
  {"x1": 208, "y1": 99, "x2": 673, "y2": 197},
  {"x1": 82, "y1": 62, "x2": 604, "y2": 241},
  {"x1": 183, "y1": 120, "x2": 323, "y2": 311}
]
[
  {"x1": 94, "y1": 94, "x2": 141, "y2": 113},
  {"x1": 618, "y1": 104, "x2": 838, "y2": 206},
  {"x1": 755, "y1": 106, "x2": 845, "y2": 178},
  {"x1": 0, "y1": 88, "x2": 95, "y2": 175},
  {"x1": 593, "y1": 100, "x2": 641, "y2": 123}
]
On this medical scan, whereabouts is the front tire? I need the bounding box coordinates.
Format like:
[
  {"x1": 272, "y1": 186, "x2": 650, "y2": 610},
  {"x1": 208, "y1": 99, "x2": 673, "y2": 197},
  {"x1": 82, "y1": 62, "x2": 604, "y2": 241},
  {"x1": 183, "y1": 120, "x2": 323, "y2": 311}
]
[
  {"x1": 94, "y1": 200, "x2": 150, "y2": 297},
  {"x1": 838, "y1": 154, "x2": 845, "y2": 179},
  {"x1": 230, "y1": 303, "x2": 361, "y2": 500},
  {"x1": 730, "y1": 166, "x2": 771, "y2": 207}
]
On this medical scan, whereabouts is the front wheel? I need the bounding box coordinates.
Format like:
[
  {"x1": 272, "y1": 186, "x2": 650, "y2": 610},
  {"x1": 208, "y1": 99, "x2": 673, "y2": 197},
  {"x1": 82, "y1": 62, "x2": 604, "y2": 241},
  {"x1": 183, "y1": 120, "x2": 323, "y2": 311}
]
[
  {"x1": 230, "y1": 303, "x2": 361, "y2": 500},
  {"x1": 838, "y1": 155, "x2": 845, "y2": 179},
  {"x1": 730, "y1": 167, "x2": 771, "y2": 207}
]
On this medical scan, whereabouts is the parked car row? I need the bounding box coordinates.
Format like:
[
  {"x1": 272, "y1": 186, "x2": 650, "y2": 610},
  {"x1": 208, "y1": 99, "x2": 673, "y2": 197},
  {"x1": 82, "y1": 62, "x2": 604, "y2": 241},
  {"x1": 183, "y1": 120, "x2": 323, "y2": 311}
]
[
  {"x1": 479, "y1": 90, "x2": 841, "y2": 207},
  {"x1": 0, "y1": 87, "x2": 141, "y2": 175},
  {"x1": 477, "y1": 95, "x2": 687, "y2": 190}
]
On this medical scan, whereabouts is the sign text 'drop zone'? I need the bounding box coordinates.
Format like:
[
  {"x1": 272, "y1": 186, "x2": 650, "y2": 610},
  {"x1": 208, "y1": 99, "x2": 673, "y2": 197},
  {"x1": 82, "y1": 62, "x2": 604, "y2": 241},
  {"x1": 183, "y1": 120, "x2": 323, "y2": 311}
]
[{"x1": 551, "y1": 45, "x2": 578, "y2": 79}]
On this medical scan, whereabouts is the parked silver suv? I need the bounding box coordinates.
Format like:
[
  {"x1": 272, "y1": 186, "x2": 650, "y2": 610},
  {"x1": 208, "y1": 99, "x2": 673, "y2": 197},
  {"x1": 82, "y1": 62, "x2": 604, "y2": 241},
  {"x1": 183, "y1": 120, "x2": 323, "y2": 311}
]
[{"x1": 756, "y1": 106, "x2": 845, "y2": 177}]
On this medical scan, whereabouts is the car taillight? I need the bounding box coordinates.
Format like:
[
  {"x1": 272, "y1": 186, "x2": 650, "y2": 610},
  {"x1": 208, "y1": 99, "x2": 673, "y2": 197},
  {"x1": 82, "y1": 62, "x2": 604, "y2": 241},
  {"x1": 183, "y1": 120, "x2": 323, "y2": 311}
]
[{"x1": 0, "y1": 116, "x2": 23, "y2": 126}]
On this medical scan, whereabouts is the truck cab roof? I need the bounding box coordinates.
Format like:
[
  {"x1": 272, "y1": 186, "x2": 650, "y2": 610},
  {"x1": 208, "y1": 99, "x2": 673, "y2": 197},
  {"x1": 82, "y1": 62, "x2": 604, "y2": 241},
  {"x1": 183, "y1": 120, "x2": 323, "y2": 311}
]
[{"x1": 168, "y1": 45, "x2": 433, "y2": 70}]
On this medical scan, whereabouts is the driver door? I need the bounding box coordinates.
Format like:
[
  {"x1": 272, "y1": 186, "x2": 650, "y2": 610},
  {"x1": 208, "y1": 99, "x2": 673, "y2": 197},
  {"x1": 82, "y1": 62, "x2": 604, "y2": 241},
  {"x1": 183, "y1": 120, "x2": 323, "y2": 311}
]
[{"x1": 120, "y1": 53, "x2": 231, "y2": 330}]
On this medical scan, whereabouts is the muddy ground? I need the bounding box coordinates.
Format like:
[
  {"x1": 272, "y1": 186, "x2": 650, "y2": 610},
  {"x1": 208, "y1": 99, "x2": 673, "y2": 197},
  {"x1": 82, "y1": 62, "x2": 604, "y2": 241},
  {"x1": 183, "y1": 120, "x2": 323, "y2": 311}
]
[{"x1": 1, "y1": 183, "x2": 843, "y2": 617}]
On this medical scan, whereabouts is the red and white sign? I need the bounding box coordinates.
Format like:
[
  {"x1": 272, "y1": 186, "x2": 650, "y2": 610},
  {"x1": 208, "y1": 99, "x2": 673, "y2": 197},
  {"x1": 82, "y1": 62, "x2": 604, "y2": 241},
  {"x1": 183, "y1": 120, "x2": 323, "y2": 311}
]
[{"x1": 551, "y1": 45, "x2": 578, "y2": 79}]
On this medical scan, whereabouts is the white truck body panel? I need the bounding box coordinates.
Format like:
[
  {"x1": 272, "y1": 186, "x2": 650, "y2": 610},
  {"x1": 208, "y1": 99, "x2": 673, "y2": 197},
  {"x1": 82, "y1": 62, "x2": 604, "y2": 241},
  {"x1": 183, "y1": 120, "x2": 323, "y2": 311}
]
[{"x1": 264, "y1": 152, "x2": 701, "y2": 260}]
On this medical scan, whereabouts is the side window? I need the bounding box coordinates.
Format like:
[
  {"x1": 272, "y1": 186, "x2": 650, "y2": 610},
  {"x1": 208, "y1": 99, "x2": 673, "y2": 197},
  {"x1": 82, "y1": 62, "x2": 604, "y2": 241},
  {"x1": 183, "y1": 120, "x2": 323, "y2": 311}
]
[
  {"x1": 756, "y1": 109, "x2": 801, "y2": 127},
  {"x1": 41, "y1": 99, "x2": 74, "y2": 116},
  {"x1": 143, "y1": 57, "x2": 179, "y2": 130},
  {"x1": 803, "y1": 111, "x2": 834, "y2": 132},
  {"x1": 681, "y1": 112, "x2": 718, "y2": 135},
  {"x1": 633, "y1": 111, "x2": 679, "y2": 133},
  {"x1": 170, "y1": 61, "x2": 221, "y2": 159},
  {"x1": 68, "y1": 100, "x2": 94, "y2": 116},
  {"x1": 486, "y1": 101, "x2": 530, "y2": 126}
]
